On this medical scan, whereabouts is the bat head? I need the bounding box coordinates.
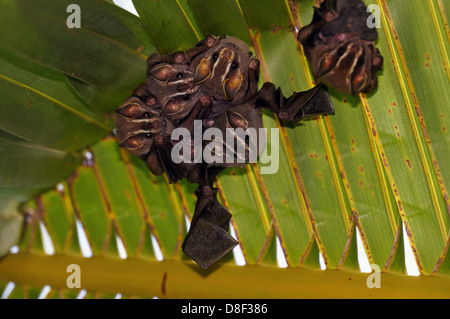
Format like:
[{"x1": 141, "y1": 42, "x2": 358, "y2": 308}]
[
  {"x1": 115, "y1": 96, "x2": 166, "y2": 158},
  {"x1": 146, "y1": 59, "x2": 205, "y2": 125},
  {"x1": 188, "y1": 35, "x2": 260, "y2": 104},
  {"x1": 298, "y1": 0, "x2": 383, "y2": 95},
  {"x1": 304, "y1": 37, "x2": 383, "y2": 95},
  {"x1": 146, "y1": 61, "x2": 200, "y2": 112}
]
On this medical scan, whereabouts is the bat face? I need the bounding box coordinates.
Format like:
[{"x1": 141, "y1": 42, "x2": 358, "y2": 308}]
[
  {"x1": 115, "y1": 96, "x2": 165, "y2": 158},
  {"x1": 298, "y1": 0, "x2": 383, "y2": 95},
  {"x1": 188, "y1": 35, "x2": 260, "y2": 104},
  {"x1": 146, "y1": 62, "x2": 201, "y2": 122},
  {"x1": 305, "y1": 37, "x2": 383, "y2": 95}
]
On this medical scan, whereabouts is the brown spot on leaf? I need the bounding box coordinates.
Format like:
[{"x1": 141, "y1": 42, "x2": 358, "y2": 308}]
[
  {"x1": 381, "y1": 152, "x2": 389, "y2": 168},
  {"x1": 411, "y1": 93, "x2": 419, "y2": 109},
  {"x1": 395, "y1": 125, "x2": 401, "y2": 138},
  {"x1": 405, "y1": 159, "x2": 412, "y2": 169},
  {"x1": 271, "y1": 25, "x2": 281, "y2": 34},
  {"x1": 289, "y1": 74, "x2": 294, "y2": 83},
  {"x1": 393, "y1": 186, "x2": 399, "y2": 197}
]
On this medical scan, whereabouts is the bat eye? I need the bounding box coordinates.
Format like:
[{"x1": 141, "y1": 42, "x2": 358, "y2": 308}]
[
  {"x1": 143, "y1": 112, "x2": 150, "y2": 118},
  {"x1": 231, "y1": 61, "x2": 239, "y2": 70},
  {"x1": 212, "y1": 53, "x2": 219, "y2": 62},
  {"x1": 145, "y1": 133, "x2": 152, "y2": 138},
  {"x1": 176, "y1": 72, "x2": 184, "y2": 79}
]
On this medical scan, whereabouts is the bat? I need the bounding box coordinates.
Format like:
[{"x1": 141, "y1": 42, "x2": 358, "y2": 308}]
[
  {"x1": 298, "y1": 0, "x2": 383, "y2": 95},
  {"x1": 115, "y1": 35, "x2": 335, "y2": 269}
]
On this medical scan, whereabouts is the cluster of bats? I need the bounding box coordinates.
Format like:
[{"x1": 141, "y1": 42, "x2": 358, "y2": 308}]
[{"x1": 115, "y1": 0, "x2": 383, "y2": 268}]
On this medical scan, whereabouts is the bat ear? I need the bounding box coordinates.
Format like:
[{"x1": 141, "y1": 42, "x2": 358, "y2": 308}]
[
  {"x1": 223, "y1": 72, "x2": 243, "y2": 101},
  {"x1": 316, "y1": 51, "x2": 340, "y2": 78},
  {"x1": 115, "y1": 97, "x2": 155, "y2": 119},
  {"x1": 162, "y1": 98, "x2": 185, "y2": 116},
  {"x1": 193, "y1": 58, "x2": 212, "y2": 84},
  {"x1": 115, "y1": 100, "x2": 142, "y2": 119},
  {"x1": 115, "y1": 96, "x2": 159, "y2": 119},
  {"x1": 118, "y1": 134, "x2": 153, "y2": 157},
  {"x1": 147, "y1": 64, "x2": 173, "y2": 83},
  {"x1": 119, "y1": 134, "x2": 147, "y2": 150},
  {"x1": 226, "y1": 111, "x2": 248, "y2": 130}
]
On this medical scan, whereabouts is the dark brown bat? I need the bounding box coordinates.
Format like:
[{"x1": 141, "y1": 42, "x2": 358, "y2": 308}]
[
  {"x1": 298, "y1": 0, "x2": 383, "y2": 95},
  {"x1": 115, "y1": 35, "x2": 335, "y2": 269},
  {"x1": 186, "y1": 35, "x2": 260, "y2": 105}
]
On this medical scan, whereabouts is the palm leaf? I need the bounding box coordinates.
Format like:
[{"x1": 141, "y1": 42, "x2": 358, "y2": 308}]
[{"x1": 0, "y1": 0, "x2": 449, "y2": 298}]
